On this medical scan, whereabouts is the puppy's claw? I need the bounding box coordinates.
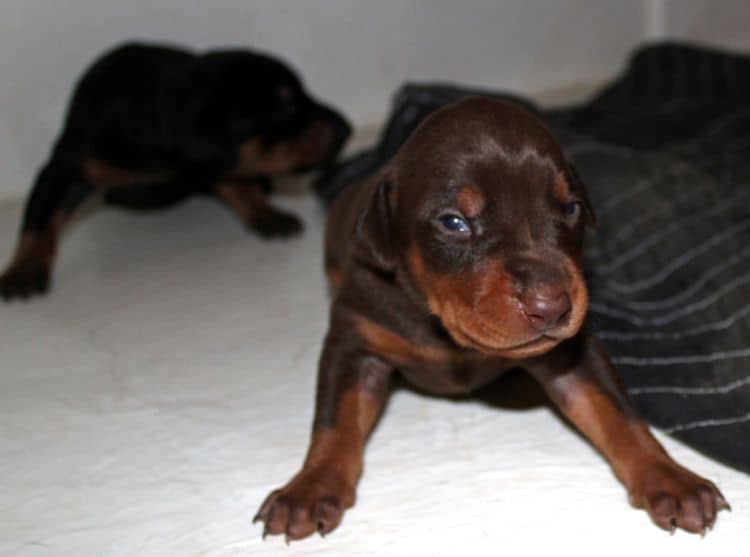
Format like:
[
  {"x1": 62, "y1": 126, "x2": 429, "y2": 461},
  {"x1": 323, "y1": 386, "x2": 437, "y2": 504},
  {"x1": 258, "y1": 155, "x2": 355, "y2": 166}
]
[{"x1": 668, "y1": 518, "x2": 677, "y2": 535}]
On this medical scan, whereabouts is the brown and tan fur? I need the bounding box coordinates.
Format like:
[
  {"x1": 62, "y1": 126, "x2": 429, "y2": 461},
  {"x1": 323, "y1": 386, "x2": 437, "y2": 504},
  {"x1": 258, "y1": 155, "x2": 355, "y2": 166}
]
[{"x1": 255, "y1": 97, "x2": 729, "y2": 541}]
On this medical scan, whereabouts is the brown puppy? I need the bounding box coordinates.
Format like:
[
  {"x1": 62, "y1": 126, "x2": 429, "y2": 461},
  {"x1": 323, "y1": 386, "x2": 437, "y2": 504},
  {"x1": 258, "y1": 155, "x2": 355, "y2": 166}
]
[{"x1": 255, "y1": 97, "x2": 729, "y2": 541}]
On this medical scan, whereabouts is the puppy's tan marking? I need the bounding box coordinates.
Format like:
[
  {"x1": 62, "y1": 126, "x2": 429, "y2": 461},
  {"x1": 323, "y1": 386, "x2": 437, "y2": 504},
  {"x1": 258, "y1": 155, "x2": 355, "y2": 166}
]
[
  {"x1": 82, "y1": 158, "x2": 169, "y2": 189},
  {"x1": 407, "y1": 244, "x2": 586, "y2": 359},
  {"x1": 456, "y1": 183, "x2": 485, "y2": 218},
  {"x1": 301, "y1": 389, "x2": 379, "y2": 487},
  {"x1": 325, "y1": 267, "x2": 343, "y2": 289},
  {"x1": 355, "y1": 316, "x2": 451, "y2": 365},
  {"x1": 214, "y1": 182, "x2": 266, "y2": 224},
  {"x1": 233, "y1": 139, "x2": 296, "y2": 176},
  {"x1": 553, "y1": 170, "x2": 571, "y2": 205},
  {"x1": 8, "y1": 209, "x2": 69, "y2": 268}
]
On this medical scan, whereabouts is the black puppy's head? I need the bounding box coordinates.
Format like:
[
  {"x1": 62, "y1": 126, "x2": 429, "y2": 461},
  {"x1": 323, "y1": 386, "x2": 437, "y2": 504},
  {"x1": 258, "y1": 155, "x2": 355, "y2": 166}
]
[
  {"x1": 192, "y1": 50, "x2": 351, "y2": 174},
  {"x1": 358, "y1": 97, "x2": 595, "y2": 360}
]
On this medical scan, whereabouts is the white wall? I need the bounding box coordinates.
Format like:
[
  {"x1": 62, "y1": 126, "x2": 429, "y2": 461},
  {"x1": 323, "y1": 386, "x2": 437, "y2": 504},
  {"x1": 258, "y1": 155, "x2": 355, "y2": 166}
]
[
  {"x1": 659, "y1": 0, "x2": 750, "y2": 50},
  {"x1": 0, "y1": 1, "x2": 745, "y2": 201},
  {"x1": 0, "y1": 0, "x2": 645, "y2": 201}
]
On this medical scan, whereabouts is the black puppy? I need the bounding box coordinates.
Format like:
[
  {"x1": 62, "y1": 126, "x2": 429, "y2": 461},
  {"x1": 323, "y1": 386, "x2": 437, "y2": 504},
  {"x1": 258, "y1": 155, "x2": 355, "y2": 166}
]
[{"x1": 0, "y1": 42, "x2": 351, "y2": 300}]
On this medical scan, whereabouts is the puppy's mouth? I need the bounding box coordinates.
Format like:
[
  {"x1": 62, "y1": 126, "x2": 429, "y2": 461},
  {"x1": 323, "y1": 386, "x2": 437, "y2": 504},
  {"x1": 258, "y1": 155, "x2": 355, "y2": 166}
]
[
  {"x1": 451, "y1": 322, "x2": 566, "y2": 359},
  {"x1": 406, "y1": 244, "x2": 588, "y2": 360}
]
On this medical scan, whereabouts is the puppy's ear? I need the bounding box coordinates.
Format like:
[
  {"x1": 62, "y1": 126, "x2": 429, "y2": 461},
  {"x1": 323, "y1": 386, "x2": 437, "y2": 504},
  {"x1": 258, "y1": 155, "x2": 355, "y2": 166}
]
[
  {"x1": 566, "y1": 161, "x2": 596, "y2": 229},
  {"x1": 354, "y1": 173, "x2": 397, "y2": 270}
]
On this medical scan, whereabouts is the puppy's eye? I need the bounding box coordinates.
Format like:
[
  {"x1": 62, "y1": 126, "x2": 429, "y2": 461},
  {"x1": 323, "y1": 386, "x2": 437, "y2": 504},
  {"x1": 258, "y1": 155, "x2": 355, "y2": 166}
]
[
  {"x1": 564, "y1": 201, "x2": 580, "y2": 218},
  {"x1": 437, "y1": 213, "x2": 471, "y2": 235}
]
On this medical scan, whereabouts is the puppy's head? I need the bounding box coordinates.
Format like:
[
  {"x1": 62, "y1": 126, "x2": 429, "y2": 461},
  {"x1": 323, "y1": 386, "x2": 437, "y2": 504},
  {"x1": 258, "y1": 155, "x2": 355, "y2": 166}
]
[
  {"x1": 254, "y1": 80, "x2": 352, "y2": 174},
  {"x1": 193, "y1": 51, "x2": 351, "y2": 173},
  {"x1": 357, "y1": 97, "x2": 595, "y2": 359}
]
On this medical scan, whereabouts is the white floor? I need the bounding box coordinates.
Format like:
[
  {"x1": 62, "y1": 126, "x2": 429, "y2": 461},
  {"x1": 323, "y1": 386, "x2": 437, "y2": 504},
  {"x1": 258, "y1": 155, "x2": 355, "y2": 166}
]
[{"x1": 1, "y1": 173, "x2": 749, "y2": 557}]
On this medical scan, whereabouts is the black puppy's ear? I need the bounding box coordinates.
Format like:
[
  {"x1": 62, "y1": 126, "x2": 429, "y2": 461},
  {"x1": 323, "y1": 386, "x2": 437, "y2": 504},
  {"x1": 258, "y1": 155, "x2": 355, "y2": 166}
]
[
  {"x1": 566, "y1": 161, "x2": 596, "y2": 229},
  {"x1": 354, "y1": 173, "x2": 397, "y2": 270}
]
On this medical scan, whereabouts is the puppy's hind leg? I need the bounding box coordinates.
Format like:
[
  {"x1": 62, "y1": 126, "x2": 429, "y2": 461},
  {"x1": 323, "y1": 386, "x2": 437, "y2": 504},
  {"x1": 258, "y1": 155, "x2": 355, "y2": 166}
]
[
  {"x1": 214, "y1": 180, "x2": 303, "y2": 238},
  {"x1": 1, "y1": 155, "x2": 93, "y2": 300}
]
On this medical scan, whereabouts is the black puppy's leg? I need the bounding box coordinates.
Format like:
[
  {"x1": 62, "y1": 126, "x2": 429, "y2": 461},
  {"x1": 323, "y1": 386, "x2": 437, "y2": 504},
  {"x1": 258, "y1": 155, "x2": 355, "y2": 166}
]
[
  {"x1": 1, "y1": 157, "x2": 92, "y2": 300},
  {"x1": 214, "y1": 180, "x2": 303, "y2": 238}
]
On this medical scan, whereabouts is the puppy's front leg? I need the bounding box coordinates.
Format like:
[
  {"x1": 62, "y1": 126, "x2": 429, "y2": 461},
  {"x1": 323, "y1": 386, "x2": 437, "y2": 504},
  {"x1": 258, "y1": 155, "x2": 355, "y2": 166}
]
[
  {"x1": 527, "y1": 333, "x2": 729, "y2": 534},
  {"x1": 255, "y1": 326, "x2": 393, "y2": 541},
  {"x1": 214, "y1": 180, "x2": 303, "y2": 238}
]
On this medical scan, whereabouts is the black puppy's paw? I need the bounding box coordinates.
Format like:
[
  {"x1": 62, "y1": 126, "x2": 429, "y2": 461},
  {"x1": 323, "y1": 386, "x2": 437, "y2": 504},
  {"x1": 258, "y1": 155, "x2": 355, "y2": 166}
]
[
  {"x1": 0, "y1": 264, "x2": 51, "y2": 301},
  {"x1": 252, "y1": 209, "x2": 304, "y2": 239}
]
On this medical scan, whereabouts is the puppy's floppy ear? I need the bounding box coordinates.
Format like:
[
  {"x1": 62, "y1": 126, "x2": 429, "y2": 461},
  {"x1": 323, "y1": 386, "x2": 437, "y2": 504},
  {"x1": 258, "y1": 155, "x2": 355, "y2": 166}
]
[
  {"x1": 354, "y1": 172, "x2": 397, "y2": 270},
  {"x1": 566, "y1": 161, "x2": 596, "y2": 229}
]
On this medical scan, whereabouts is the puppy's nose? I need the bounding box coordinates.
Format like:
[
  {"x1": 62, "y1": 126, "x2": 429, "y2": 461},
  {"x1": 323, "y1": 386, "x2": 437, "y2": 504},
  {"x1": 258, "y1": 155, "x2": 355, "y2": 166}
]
[{"x1": 521, "y1": 285, "x2": 571, "y2": 331}]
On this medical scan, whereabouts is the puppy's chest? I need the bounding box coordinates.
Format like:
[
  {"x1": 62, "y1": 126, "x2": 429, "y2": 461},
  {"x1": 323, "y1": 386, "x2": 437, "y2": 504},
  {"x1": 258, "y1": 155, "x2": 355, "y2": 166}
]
[{"x1": 355, "y1": 314, "x2": 503, "y2": 395}]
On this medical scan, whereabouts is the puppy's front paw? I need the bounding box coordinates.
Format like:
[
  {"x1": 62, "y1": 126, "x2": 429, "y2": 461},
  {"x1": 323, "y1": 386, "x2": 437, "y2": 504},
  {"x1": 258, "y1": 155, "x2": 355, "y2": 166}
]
[
  {"x1": 628, "y1": 459, "x2": 730, "y2": 535},
  {"x1": 252, "y1": 208, "x2": 304, "y2": 239},
  {"x1": 0, "y1": 263, "x2": 51, "y2": 301},
  {"x1": 254, "y1": 469, "x2": 355, "y2": 542}
]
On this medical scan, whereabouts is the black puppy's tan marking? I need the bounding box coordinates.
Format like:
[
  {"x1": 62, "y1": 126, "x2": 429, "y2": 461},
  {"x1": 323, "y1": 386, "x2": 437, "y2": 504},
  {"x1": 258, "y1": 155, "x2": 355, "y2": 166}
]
[
  {"x1": 214, "y1": 182, "x2": 302, "y2": 237},
  {"x1": 256, "y1": 98, "x2": 729, "y2": 541},
  {"x1": 1, "y1": 42, "x2": 351, "y2": 300}
]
